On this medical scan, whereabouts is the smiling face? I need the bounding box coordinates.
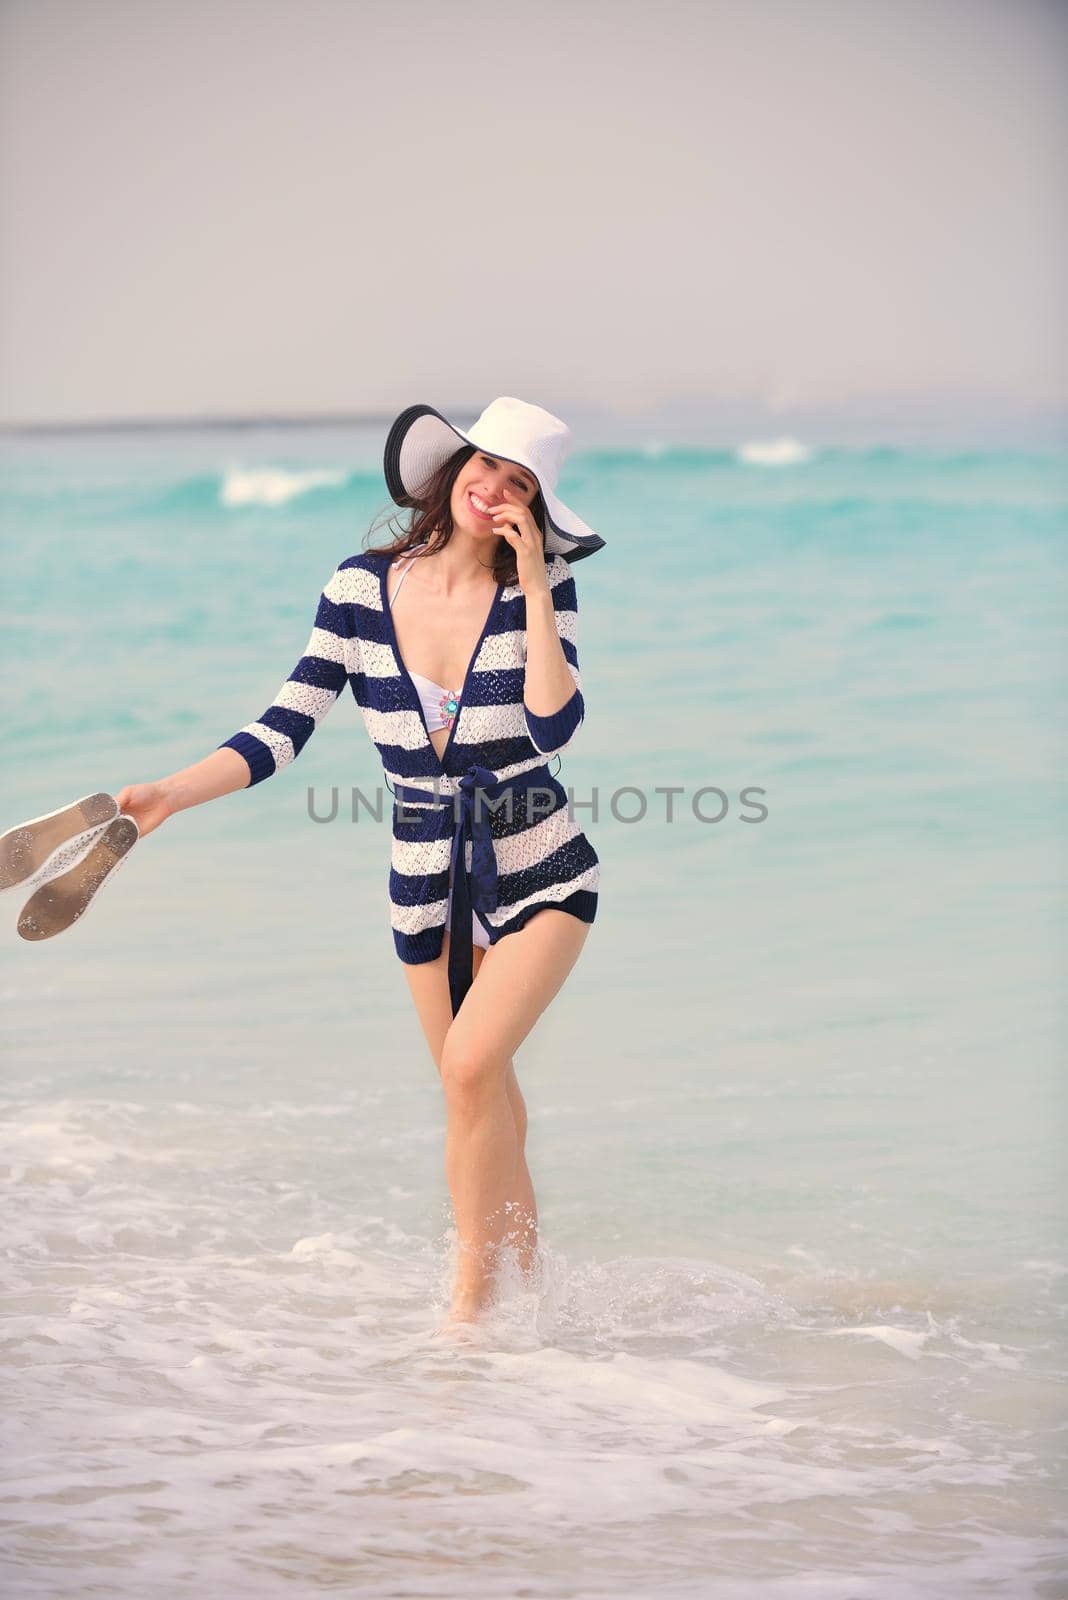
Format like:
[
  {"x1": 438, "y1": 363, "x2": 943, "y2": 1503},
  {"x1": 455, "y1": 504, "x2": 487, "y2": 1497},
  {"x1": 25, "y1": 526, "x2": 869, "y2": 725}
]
[{"x1": 451, "y1": 450, "x2": 540, "y2": 543}]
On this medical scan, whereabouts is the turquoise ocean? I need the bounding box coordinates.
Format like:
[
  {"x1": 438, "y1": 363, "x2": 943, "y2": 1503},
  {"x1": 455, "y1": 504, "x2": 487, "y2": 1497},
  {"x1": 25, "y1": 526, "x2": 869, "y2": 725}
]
[{"x1": 1, "y1": 420, "x2": 1065, "y2": 1596}]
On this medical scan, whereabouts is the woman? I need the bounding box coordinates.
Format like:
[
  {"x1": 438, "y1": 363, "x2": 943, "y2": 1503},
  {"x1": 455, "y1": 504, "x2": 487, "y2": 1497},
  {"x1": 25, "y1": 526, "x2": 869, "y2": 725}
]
[{"x1": 116, "y1": 396, "x2": 605, "y2": 1327}]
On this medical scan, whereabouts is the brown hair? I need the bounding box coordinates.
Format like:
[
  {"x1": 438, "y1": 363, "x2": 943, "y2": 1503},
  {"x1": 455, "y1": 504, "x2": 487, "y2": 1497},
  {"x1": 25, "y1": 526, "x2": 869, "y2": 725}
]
[{"x1": 364, "y1": 444, "x2": 547, "y2": 587}]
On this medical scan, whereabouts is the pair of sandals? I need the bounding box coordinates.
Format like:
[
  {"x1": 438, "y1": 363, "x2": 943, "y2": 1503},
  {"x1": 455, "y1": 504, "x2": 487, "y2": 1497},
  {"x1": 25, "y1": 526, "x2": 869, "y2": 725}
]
[{"x1": 0, "y1": 793, "x2": 140, "y2": 941}]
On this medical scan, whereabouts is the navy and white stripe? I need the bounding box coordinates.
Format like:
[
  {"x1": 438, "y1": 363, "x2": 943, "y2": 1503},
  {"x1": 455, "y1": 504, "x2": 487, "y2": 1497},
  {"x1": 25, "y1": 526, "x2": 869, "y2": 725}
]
[{"x1": 218, "y1": 550, "x2": 599, "y2": 962}]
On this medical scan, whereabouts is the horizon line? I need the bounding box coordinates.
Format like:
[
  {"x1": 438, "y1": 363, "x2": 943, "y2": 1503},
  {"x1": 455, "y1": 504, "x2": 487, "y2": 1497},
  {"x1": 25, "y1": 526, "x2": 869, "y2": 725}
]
[
  {"x1": 0, "y1": 410, "x2": 402, "y2": 437},
  {"x1": 1, "y1": 397, "x2": 1066, "y2": 442}
]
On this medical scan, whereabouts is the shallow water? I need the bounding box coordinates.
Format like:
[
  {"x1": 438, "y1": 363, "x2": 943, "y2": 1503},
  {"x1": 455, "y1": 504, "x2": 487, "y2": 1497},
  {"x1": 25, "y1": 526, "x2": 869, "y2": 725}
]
[{"x1": 1, "y1": 424, "x2": 1065, "y2": 1595}]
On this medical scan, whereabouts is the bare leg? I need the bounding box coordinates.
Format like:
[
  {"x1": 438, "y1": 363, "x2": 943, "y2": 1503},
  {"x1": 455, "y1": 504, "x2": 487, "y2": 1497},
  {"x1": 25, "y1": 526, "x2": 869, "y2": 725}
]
[
  {"x1": 399, "y1": 942, "x2": 541, "y2": 1290},
  {"x1": 500, "y1": 1066, "x2": 538, "y2": 1276},
  {"x1": 438, "y1": 909, "x2": 590, "y2": 1320}
]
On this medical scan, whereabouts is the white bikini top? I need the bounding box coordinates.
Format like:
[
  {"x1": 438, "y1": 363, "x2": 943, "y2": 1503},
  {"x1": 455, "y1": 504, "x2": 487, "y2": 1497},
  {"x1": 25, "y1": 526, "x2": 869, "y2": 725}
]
[{"x1": 386, "y1": 549, "x2": 463, "y2": 733}]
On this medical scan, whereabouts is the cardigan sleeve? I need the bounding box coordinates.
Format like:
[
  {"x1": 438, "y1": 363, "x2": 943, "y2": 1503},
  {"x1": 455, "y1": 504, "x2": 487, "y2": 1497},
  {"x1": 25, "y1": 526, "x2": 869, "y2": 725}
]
[
  {"x1": 523, "y1": 557, "x2": 586, "y2": 755},
  {"x1": 216, "y1": 562, "x2": 357, "y2": 787}
]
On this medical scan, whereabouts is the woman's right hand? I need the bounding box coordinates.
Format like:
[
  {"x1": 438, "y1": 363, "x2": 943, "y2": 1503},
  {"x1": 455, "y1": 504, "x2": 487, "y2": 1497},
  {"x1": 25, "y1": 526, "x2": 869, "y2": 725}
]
[{"x1": 115, "y1": 781, "x2": 173, "y2": 839}]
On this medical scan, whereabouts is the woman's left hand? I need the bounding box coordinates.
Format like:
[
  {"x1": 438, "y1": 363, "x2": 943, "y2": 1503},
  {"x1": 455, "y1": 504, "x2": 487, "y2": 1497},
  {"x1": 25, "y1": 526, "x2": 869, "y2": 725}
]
[{"x1": 492, "y1": 487, "x2": 550, "y2": 597}]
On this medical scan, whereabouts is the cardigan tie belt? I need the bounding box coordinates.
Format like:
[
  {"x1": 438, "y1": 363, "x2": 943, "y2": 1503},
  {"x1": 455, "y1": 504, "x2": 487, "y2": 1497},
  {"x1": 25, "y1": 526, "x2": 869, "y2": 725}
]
[{"x1": 394, "y1": 762, "x2": 558, "y2": 1018}]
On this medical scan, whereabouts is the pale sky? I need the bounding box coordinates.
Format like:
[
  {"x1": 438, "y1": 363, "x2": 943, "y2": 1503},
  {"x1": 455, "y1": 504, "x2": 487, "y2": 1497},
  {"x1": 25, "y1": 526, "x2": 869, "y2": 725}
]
[{"x1": 0, "y1": 0, "x2": 1065, "y2": 429}]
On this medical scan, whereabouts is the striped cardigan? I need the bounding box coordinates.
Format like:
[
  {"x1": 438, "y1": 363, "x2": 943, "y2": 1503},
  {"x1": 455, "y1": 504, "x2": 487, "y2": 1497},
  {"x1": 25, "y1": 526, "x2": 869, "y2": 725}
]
[{"x1": 217, "y1": 548, "x2": 600, "y2": 963}]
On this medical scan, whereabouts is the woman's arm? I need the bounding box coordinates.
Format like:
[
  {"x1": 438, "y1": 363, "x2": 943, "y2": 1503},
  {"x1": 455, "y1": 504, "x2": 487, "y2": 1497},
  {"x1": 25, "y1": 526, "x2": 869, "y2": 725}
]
[
  {"x1": 117, "y1": 562, "x2": 356, "y2": 837},
  {"x1": 523, "y1": 555, "x2": 586, "y2": 754},
  {"x1": 162, "y1": 747, "x2": 257, "y2": 810},
  {"x1": 115, "y1": 748, "x2": 251, "y2": 840},
  {"x1": 214, "y1": 564, "x2": 355, "y2": 786}
]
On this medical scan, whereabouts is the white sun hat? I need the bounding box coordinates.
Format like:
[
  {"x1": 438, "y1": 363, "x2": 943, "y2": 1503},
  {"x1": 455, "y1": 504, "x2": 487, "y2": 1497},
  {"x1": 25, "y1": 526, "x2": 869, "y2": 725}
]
[{"x1": 382, "y1": 395, "x2": 605, "y2": 565}]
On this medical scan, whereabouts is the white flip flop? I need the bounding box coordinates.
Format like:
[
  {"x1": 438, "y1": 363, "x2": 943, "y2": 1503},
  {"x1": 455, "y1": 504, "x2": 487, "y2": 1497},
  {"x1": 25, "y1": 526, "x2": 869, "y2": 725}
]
[
  {"x1": 0, "y1": 792, "x2": 120, "y2": 894},
  {"x1": 16, "y1": 814, "x2": 140, "y2": 941}
]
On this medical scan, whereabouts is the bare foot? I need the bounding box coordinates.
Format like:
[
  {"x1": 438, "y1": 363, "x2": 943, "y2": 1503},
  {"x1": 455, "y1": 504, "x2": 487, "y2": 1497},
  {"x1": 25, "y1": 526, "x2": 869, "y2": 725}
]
[
  {"x1": 447, "y1": 1305, "x2": 478, "y2": 1326},
  {"x1": 430, "y1": 1290, "x2": 490, "y2": 1343},
  {"x1": 446, "y1": 1286, "x2": 489, "y2": 1325}
]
